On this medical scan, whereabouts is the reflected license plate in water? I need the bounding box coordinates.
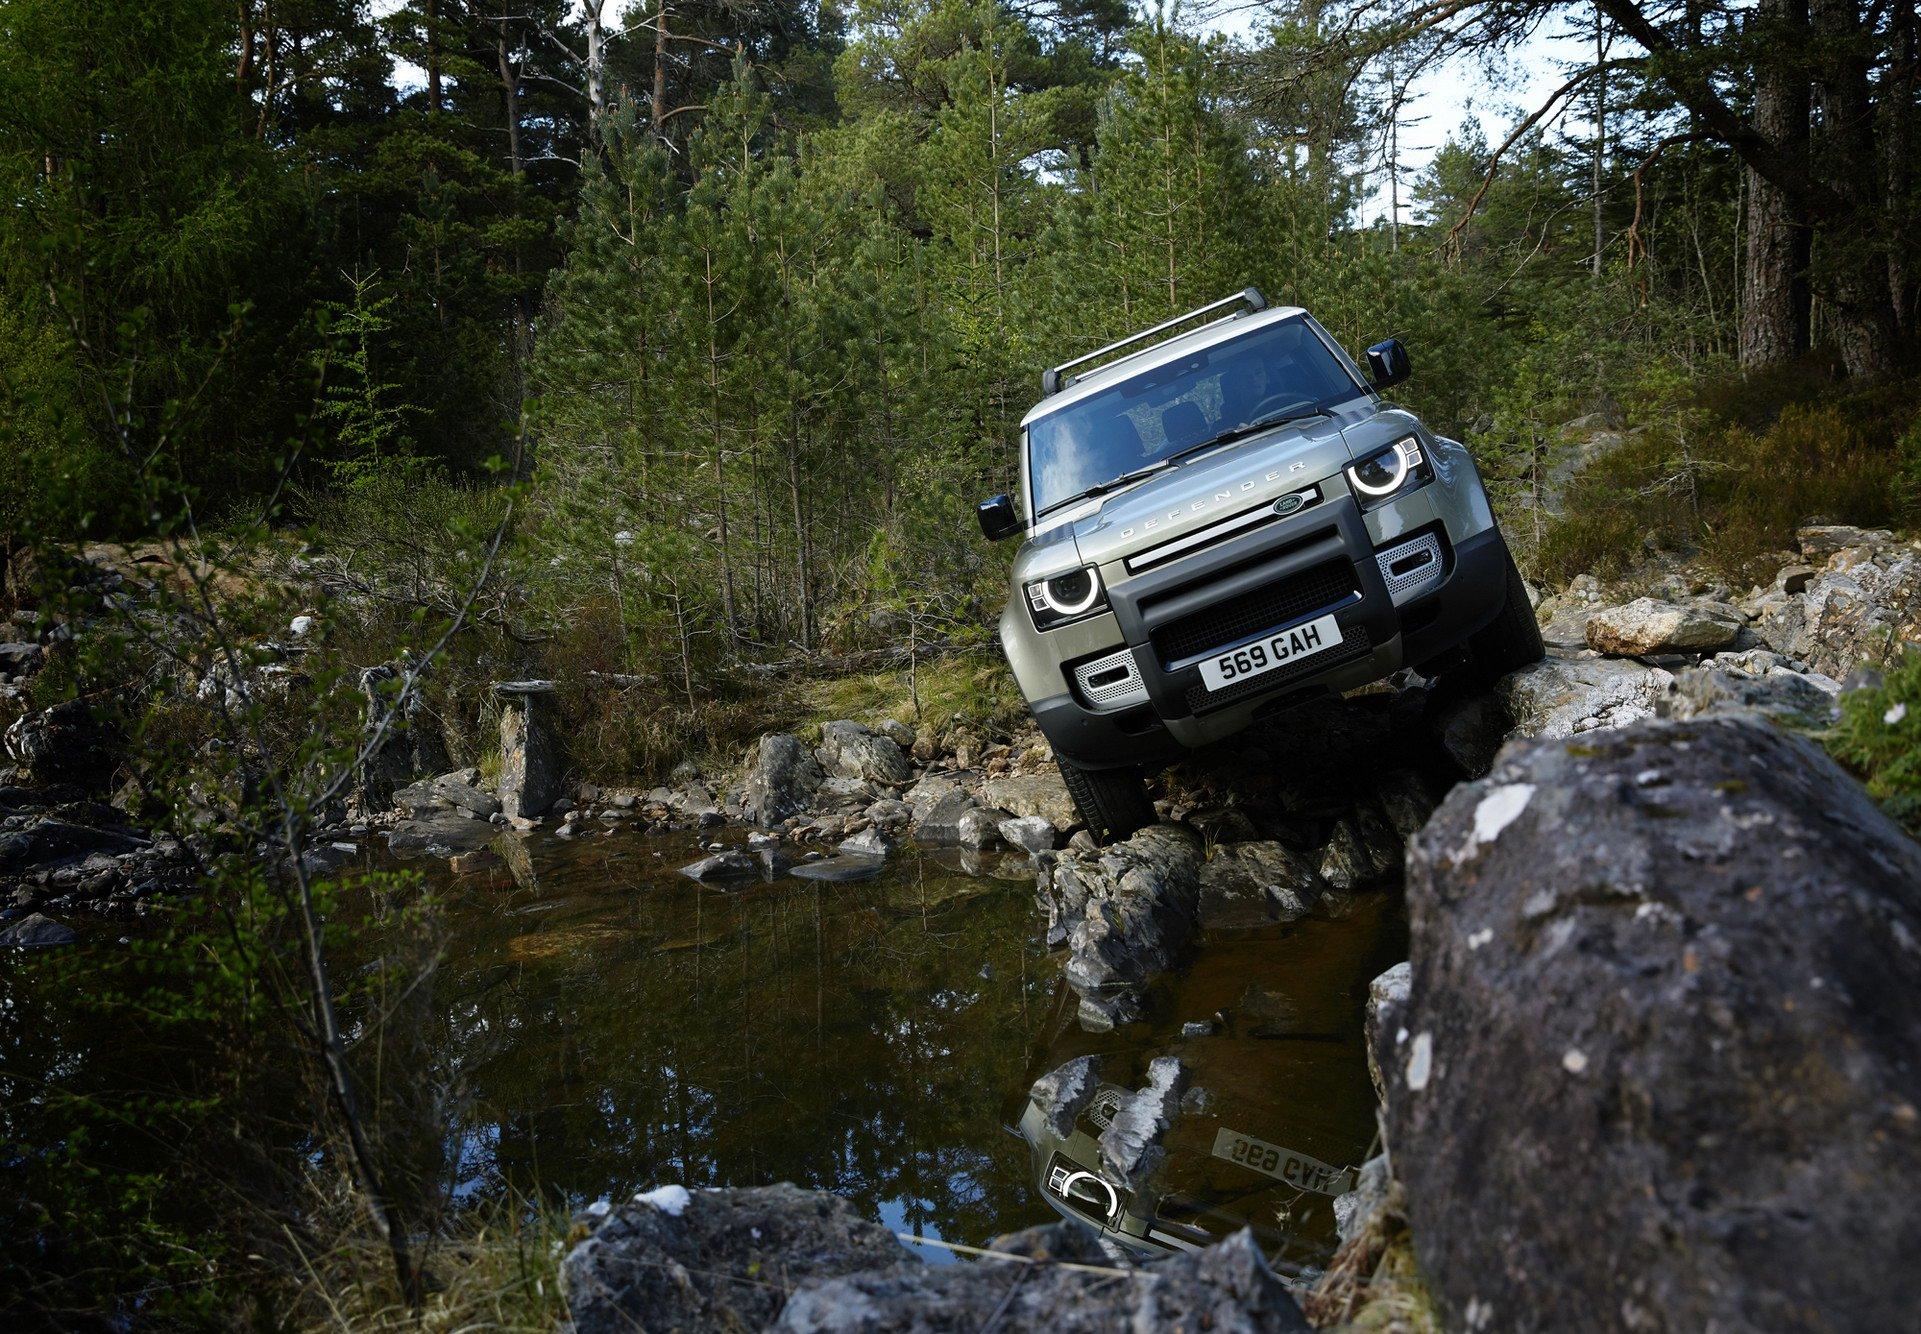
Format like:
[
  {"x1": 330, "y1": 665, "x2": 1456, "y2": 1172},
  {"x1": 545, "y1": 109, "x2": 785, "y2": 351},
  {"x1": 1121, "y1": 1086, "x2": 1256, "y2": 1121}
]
[{"x1": 1211, "y1": 1127, "x2": 1354, "y2": 1196}]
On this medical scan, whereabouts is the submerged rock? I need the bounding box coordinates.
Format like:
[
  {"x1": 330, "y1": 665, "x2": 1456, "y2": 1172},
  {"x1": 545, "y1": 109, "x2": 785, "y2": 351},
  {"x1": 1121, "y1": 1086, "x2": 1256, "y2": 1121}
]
[
  {"x1": 679, "y1": 850, "x2": 761, "y2": 883},
  {"x1": 387, "y1": 810, "x2": 497, "y2": 858},
  {"x1": 790, "y1": 854, "x2": 885, "y2": 884},
  {"x1": 1, "y1": 912, "x2": 76, "y2": 948},
  {"x1": 1196, "y1": 841, "x2": 1323, "y2": 929},
  {"x1": 1384, "y1": 717, "x2": 1921, "y2": 1332}
]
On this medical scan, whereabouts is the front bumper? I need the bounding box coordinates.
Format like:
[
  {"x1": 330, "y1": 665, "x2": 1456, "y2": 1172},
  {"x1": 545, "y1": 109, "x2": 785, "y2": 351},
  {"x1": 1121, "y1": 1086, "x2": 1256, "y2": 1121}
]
[{"x1": 1028, "y1": 506, "x2": 1509, "y2": 771}]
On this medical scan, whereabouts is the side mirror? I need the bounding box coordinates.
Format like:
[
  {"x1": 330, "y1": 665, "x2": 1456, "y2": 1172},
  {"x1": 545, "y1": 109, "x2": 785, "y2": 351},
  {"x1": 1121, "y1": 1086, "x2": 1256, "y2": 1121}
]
[
  {"x1": 1366, "y1": 338, "x2": 1412, "y2": 390},
  {"x1": 977, "y1": 493, "x2": 1020, "y2": 541}
]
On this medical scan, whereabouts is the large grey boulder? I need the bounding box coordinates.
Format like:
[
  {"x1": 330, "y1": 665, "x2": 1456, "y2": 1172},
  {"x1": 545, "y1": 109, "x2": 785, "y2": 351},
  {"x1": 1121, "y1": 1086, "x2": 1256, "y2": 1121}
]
[
  {"x1": 1382, "y1": 717, "x2": 1921, "y2": 1332},
  {"x1": 817, "y1": 721, "x2": 913, "y2": 787},
  {"x1": 1584, "y1": 596, "x2": 1743, "y2": 656},
  {"x1": 1197, "y1": 841, "x2": 1324, "y2": 929},
  {"x1": 1043, "y1": 825, "x2": 1204, "y2": 1026},
  {"x1": 744, "y1": 733, "x2": 825, "y2": 826}
]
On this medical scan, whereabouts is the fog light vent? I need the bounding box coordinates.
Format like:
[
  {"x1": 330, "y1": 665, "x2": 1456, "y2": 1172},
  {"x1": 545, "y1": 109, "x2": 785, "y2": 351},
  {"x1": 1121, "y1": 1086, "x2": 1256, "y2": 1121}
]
[
  {"x1": 1375, "y1": 531, "x2": 1444, "y2": 601},
  {"x1": 1072, "y1": 648, "x2": 1149, "y2": 712}
]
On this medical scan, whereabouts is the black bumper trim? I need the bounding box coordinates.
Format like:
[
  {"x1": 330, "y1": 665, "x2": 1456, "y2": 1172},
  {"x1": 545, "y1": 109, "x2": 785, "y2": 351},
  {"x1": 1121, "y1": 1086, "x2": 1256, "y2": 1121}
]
[{"x1": 1033, "y1": 524, "x2": 1515, "y2": 770}]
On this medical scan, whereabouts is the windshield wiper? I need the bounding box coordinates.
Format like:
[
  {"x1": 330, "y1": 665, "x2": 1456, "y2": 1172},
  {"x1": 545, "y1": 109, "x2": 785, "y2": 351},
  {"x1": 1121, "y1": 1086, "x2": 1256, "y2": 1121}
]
[
  {"x1": 1164, "y1": 408, "x2": 1334, "y2": 466},
  {"x1": 1041, "y1": 459, "x2": 1177, "y2": 515}
]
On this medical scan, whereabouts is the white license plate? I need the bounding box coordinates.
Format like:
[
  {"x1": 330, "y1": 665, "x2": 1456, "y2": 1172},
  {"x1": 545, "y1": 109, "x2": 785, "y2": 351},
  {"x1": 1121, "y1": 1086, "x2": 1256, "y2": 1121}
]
[{"x1": 1197, "y1": 612, "x2": 1341, "y2": 692}]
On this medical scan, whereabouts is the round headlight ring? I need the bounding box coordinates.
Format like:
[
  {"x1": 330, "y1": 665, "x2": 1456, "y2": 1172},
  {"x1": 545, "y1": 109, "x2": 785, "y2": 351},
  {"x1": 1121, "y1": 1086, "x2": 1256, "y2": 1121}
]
[
  {"x1": 1350, "y1": 441, "x2": 1414, "y2": 497},
  {"x1": 1040, "y1": 568, "x2": 1101, "y2": 616}
]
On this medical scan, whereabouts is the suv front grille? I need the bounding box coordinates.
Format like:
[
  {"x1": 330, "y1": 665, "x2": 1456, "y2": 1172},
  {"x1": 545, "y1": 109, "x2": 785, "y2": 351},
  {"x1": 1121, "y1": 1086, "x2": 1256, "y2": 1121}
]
[{"x1": 1150, "y1": 559, "x2": 1357, "y2": 666}]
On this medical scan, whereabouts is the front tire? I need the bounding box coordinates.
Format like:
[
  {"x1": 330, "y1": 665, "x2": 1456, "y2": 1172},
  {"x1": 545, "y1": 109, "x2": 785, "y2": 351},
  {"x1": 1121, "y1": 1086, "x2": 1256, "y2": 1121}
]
[
  {"x1": 1466, "y1": 543, "x2": 1547, "y2": 681},
  {"x1": 1056, "y1": 758, "x2": 1156, "y2": 845}
]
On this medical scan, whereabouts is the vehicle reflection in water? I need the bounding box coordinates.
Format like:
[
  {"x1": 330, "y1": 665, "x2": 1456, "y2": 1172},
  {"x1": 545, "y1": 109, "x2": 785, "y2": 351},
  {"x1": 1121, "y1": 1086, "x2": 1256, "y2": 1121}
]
[
  {"x1": 2, "y1": 824, "x2": 1404, "y2": 1284},
  {"x1": 1010, "y1": 895, "x2": 1406, "y2": 1279}
]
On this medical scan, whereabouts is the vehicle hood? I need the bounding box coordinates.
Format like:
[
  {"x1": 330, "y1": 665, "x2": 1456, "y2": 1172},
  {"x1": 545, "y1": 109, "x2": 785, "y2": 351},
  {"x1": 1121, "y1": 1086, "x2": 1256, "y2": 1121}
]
[{"x1": 1069, "y1": 415, "x2": 1357, "y2": 570}]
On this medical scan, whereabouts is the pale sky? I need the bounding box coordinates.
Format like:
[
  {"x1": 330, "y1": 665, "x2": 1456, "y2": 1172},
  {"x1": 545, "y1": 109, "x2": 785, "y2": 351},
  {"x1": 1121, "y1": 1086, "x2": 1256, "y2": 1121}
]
[{"x1": 1197, "y1": 1, "x2": 1586, "y2": 225}]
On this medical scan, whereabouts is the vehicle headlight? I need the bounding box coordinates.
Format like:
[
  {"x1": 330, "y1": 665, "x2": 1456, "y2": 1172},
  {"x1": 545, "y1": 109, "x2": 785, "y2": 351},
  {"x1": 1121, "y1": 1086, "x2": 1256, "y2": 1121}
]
[
  {"x1": 1025, "y1": 565, "x2": 1108, "y2": 630},
  {"x1": 1345, "y1": 436, "x2": 1430, "y2": 501}
]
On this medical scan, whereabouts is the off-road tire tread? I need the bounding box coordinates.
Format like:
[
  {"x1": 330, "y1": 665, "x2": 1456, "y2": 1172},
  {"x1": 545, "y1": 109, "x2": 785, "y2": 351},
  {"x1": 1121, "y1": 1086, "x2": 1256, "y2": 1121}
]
[
  {"x1": 1056, "y1": 759, "x2": 1156, "y2": 844},
  {"x1": 1470, "y1": 545, "x2": 1547, "y2": 680}
]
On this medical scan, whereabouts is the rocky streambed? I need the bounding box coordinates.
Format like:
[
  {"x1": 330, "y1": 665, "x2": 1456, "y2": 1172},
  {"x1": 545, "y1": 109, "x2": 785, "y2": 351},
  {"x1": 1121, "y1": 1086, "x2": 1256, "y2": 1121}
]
[{"x1": 6, "y1": 525, "x2": 1921, "y2": 1330}]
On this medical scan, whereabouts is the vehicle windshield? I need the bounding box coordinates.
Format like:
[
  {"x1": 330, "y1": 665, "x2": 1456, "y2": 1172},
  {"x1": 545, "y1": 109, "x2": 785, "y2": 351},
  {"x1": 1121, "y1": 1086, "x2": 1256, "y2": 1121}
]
[{"x1": 1025, "y1": 316, "x2": 1365, "y2": 517}]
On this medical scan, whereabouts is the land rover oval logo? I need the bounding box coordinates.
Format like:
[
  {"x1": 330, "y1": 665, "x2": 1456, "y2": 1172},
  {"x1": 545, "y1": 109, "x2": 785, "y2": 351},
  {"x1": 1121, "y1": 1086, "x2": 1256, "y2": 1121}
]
[{"x1": 1273, "y1": 493, "x2": 1305, "y2": 516}]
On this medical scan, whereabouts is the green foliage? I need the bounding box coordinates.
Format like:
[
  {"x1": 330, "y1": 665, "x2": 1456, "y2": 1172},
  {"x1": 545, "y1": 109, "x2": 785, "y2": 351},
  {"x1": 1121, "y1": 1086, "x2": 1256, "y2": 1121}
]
[
  {"x1": 1538, "y1": 374, "x2": 1916, "y2": 583},
  {"x1": 313, "y1": 270, "x2": 416, "y2": 487},
  {"x1": 1829, "y1": 654, "x2": 1921, "y2": 834}
]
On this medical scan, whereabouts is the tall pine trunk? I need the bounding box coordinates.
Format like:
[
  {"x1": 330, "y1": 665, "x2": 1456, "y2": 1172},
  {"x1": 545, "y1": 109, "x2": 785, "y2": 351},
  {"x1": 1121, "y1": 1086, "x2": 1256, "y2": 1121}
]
[
  {"x1": 1812, "y1": 0, "x2": 1901, "y2": 376},
  {"x1": 1740, "y1": 0, "x2": 1812, "y2": 367}
]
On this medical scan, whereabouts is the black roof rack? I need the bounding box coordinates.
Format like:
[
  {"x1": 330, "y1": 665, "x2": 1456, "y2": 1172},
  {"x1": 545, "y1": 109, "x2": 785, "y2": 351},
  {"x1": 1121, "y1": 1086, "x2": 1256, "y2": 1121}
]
[{"x1": 1040, "y1": 287, "x2": 1269, "y2": 398}]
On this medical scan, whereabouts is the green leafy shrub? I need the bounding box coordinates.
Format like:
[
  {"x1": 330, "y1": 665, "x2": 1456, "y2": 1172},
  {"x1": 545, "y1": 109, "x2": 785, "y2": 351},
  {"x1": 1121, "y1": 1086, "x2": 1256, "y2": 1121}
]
[{"x1": 1828, "y1": 654, "x2": 1921, "y2": 834}]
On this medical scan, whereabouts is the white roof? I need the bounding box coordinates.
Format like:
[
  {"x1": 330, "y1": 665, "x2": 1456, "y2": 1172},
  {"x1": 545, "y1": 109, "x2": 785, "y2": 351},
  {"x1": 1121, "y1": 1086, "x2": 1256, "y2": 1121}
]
[{"x1": 1019, "y1": 304, "x2": 1309, "y2": 429}]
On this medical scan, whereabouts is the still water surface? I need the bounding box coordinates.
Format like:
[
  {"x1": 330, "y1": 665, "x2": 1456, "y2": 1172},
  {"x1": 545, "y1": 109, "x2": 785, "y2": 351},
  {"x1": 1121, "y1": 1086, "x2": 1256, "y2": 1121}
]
[{"x1": 2, "y1": 824, "x2": 1404, "y2": 1273}]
